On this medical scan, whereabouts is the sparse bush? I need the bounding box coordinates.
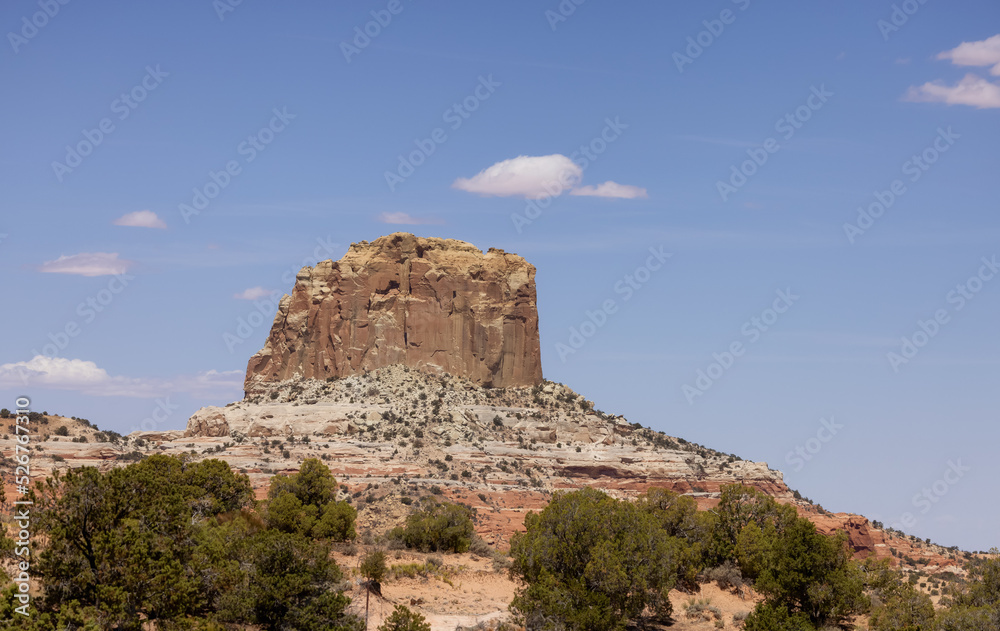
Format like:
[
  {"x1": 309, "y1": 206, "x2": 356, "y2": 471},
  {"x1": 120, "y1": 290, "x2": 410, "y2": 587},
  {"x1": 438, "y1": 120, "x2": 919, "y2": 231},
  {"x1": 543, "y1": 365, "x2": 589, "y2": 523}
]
[
  {"x1": 378, "y1": 605, "x2": 430, "y2": 631},
  {"x1": 55, "y1": 425, "x2": 69, "y2": 436},
  {"x1": 469, "y1": 536, "x2": 492, "y2": 558},
  {"x1": 704, "y1": 560, "x2": 744, "y2": 592}
]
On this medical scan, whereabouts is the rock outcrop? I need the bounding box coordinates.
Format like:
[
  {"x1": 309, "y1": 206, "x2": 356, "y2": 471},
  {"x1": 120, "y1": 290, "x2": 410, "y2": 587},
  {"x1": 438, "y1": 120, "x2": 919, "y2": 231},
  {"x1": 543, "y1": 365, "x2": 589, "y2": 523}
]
[{"x1": 245, "y1": 233, "x2": 542, "y2": 392}]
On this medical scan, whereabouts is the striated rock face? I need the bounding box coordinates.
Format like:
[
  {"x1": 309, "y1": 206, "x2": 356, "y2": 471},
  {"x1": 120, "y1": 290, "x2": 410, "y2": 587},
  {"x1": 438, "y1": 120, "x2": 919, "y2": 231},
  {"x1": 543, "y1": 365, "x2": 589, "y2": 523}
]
[{"x1": 245, "y1": 233, "x2": 542, "y2": 392}]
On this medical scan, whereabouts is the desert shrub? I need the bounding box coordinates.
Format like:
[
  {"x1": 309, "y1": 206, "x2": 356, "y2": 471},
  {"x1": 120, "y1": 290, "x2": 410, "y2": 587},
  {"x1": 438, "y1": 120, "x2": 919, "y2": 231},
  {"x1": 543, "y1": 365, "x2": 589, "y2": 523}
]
[
  {"x1": 469, "y1": 536, "x2": 492, "y2": 558},
  {"x1": 685, "y1": 597, "x2": 722, "y2": 621},
  {"x1": 378, "y1": 605, "x2": 430, "y2": 631},
  {"x1": 742, "y1": 602, "x2": 815, "y2": 631},
  {"x1": 704, "y1": 560, "x2": 744, "y2": 592},
  {"x1": 54, "y1": 425, "x2": 69, "y2": 436},
  {"x1": 390, "y1": 499, "x2": 475, "y2": 553}
]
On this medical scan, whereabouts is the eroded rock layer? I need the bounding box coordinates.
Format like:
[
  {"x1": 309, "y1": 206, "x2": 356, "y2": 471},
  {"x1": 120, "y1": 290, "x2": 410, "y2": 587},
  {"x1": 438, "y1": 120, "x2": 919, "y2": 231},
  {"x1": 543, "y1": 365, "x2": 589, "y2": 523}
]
[{"x1": 245, "y1": 233, "x2": 542, "y2": 392}]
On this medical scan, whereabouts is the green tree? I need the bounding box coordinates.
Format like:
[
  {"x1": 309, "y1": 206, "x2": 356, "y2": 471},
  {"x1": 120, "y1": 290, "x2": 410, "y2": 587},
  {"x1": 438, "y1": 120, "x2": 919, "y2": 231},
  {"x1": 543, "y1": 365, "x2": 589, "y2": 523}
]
[
  {"x1": 392, "y1": 498, "x2": 476, "y2": 553},
  {"x1": 638, "y1": 487, "x2": 715, "y2": 589},
  {"x1": 360, "y1": 549, "x2": 388, "y2": 585},
  {"x1": 213, "y1": 527, "x2": 361, "y2": 631},
  {"x1": 265, "y1": 458, "x2": 356, "y2": 540},
  {"x1": 747, "y1": 515, "x2": 866, "y2": 627},
  {"x1": 509, "y1": 488, "x2": 684, "y2": 630},
  {"x1": 378, "y1": 605, "x2": 431, "y2": 631},
  {"x1": 31, "y1": 455, "x2": 253, "y2": 630},
  {"x1": 711, "y1": 483, "x2": 796, "y2": 566}
]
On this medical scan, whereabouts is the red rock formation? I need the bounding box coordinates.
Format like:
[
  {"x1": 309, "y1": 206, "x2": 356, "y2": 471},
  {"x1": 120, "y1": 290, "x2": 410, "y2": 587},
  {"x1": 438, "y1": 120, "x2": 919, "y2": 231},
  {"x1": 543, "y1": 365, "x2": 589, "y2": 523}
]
[{"x1": 245, "y1": 233, "x2": 543, "y2": 391}]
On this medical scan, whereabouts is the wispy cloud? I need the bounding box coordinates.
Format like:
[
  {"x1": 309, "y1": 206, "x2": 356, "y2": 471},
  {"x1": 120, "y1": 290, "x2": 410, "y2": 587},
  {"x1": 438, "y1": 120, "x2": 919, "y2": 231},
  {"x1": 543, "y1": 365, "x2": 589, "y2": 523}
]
[
  {"x1": 376, "y1": 212, "x2": 445, "y2": 225},
  {"x1": 937, "y1": 34, "x2": 1000, "y2": 75},
  {"x1": 905, "y1": 73, "x2": 1000, "y2": 109},
  {"x1": 113, "y1": 210, "x2": 167, "y2": 229},
  {"x1": 905, "y1": 35, "x2": 1000, "y2": 109},
  {"x1": 39, "y1": 252, "x2": 133, "y2": 277},
  {"x1": 0, "y1": 356, "x2": 242, "y2": 399},
  {"x1": 452, "y1": 154, "x2": 645, "y2": 200},
  {"x1": 570, "y1": 182, "x2": 648, "y2": 199},
  {"x1": 234, "y1": 286, "x2": 277, "y2": 300}
]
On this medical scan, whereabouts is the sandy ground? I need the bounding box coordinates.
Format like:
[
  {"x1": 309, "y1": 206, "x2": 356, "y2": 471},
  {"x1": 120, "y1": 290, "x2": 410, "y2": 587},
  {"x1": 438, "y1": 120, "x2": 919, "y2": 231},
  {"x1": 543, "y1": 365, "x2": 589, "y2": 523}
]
[{"x1": 336, "y1": 549, "x2": 517, "y2": 630}]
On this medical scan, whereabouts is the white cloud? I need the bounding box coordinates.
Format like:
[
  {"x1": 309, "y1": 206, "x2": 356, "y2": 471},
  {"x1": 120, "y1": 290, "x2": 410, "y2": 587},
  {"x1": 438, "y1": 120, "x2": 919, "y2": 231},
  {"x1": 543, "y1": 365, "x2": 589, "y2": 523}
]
[
  {"x1": 453, "y1": 153, "x2": 647, "y2": 201},
  {"x1": 113, "y1": 210, "x2": 167, "y2": 229},
  {"x1": 569, "y1": 181, "x2": 648, "y2": 199},
  {"x1": 376, "y1": 212, "x2": 445, "y2": 225},
  {"x1": 904, "y1": 73, "x2": 1000, "y2": 109},
  {"x1": 0, "y1": 356, "x2": 243, "y2": 399},
  {"x1": 937, "y1": 34, "x2": 1000, "y2": 75},
  {"x1": 39, "y1": 252, "x2": 133, "y2": 277},
  {"x1": 234, "y1": 286, "x2": 277, "y2": 300},
  {"x1": 452, "y1": 154, "x2": 582, "y2": 199},
  {"x1": 0, "y1": 356, "x2": 159, "y2": 397},
  {"x1": 905, "y1": 35, "x2": 1000, "y2": 109}
]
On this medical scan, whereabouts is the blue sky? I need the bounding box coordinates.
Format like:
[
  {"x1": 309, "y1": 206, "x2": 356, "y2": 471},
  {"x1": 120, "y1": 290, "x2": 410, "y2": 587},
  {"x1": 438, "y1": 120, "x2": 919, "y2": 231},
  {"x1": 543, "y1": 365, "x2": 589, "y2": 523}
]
[{"x1": 2, "y1": 1, "x2": 998, "y2": 551}]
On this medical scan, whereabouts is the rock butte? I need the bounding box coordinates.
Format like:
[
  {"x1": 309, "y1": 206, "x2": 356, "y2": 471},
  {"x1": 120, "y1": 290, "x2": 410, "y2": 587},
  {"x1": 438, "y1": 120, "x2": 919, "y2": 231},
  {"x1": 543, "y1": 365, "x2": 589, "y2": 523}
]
[
  {"x1": 245, "y1": 232, "x2": 542, "y2": 392},
  {"x1": 3, "y1": 232, "x2": 972, "y2": 585}
]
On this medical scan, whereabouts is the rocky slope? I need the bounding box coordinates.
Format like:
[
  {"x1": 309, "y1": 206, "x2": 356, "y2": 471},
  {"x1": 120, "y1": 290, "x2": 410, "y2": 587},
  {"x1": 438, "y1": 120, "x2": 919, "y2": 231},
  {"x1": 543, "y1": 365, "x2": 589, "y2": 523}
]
[
  {"x1": 244, "y1": 233, "x2": 542, "y2": 391},
  {"x1": 134, "y1": 365, "x2": 788, "y2": 546},
  {"x1": 4, "y1": 373, "x2": 975, "y2": 579}
]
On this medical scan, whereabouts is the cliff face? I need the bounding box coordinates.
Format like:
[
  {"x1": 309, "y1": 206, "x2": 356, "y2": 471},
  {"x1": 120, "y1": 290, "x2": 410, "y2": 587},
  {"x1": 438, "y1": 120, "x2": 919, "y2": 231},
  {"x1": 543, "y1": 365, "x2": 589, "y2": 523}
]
[{"x1": 245, "y1": 233, "x2": 543, "y2": 391}]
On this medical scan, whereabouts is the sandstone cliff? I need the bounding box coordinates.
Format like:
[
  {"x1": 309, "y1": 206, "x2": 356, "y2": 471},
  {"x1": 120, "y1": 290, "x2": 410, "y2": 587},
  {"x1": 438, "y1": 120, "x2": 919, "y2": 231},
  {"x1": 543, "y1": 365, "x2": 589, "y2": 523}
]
[{"x1": 245, "y1": 233, "x2": 542, "y2": 392}]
